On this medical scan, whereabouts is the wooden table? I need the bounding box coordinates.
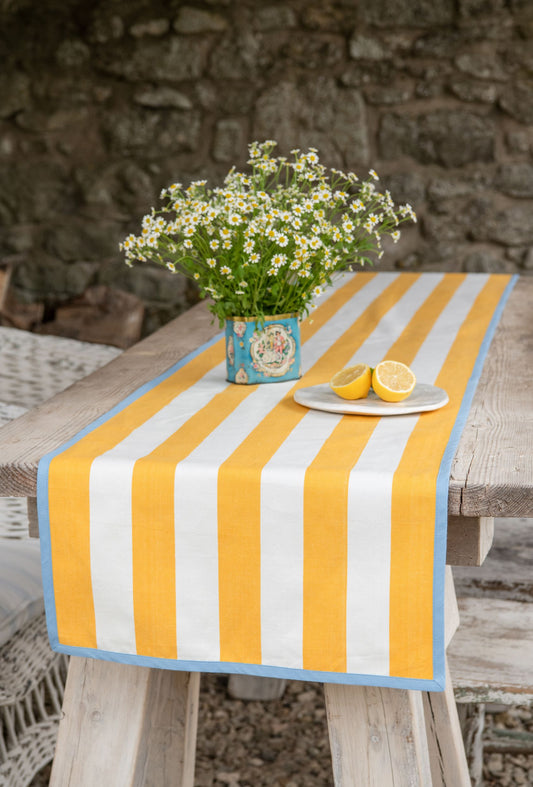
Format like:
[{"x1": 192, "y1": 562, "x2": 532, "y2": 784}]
[{"x1": 0, "y1": 276, "x2": 531, "y2": 786}]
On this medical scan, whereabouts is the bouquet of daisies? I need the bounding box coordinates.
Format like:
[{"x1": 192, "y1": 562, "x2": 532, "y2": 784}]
[{"x1": 121, "y1": 140, "x2": 416, "y2": 325}]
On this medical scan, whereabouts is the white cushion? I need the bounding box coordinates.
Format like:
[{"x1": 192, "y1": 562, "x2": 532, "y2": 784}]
[{"x1": 0, "y1": 539, "x2": 44, "y2": 648}]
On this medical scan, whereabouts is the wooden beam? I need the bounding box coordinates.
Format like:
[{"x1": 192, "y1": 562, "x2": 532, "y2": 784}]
[
  {"x1": 445, "y1": 565, "x2": 460, "y2": 647},
  {"x1": 227, "y1": 675, "x2": 287, "y2": 701},
  {"x1": 50, "y1": 658, "x2": 200, "y2": 786},
  {"x1": 0, "y1": 263, "x2": 12, "y2": 311},
  {"x1": 325, "y1": 683, "x2": 432, "y2": 786},
  {"x1": 27, "y1": 496, "x2": 38, "y2": 538},
  {"x1": 446, "y1": 516, "x2": 494, "y2": 566},
  {"x1": 423, "y1": 659, "x2": 471, "y2": 787}
]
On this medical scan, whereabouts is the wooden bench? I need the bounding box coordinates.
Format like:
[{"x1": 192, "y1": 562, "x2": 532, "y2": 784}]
[{"x1": 0, "y1": 317, "x2": 121, "y2": 786}]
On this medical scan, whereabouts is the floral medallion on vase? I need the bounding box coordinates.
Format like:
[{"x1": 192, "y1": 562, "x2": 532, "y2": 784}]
[{"x1": 225, "y1": 314, "x2": 301, "y2": 384}]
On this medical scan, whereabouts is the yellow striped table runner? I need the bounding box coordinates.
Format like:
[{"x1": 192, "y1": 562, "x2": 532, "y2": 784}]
[{"x1": 38, "y1": 272, "x2": 516, "y2": 689}]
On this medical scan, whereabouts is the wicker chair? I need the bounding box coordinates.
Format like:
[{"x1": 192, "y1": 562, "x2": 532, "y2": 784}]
[{"x1": 0, "y1": 328, "x2": 120, "y2": 786}]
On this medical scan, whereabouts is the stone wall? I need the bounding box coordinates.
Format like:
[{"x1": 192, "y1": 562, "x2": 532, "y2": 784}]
[{"x1": 1, "y1": 0, "x2": 532, "y2": 333}]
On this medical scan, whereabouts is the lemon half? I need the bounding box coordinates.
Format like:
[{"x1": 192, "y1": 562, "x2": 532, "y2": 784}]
[
  {"x1": 330, "y1": 364, "x2": 372, "y2": 400},
  {"x1": 372, "y1": 360, "x2": 416, "y2": 402}
]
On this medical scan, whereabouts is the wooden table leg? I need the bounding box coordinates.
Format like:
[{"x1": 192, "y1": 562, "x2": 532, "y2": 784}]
[
  {"x1": 228, "y1": 675, "x2": 287, "y2": 700},
  {"x1": 324, "y1": 683, "x2": 432, "y2": 786},
  {"x1": 422, "y1": 569, "x2": 470, "y2": 786},
  {"x1": 423, "y1": 658, "x2": 471, "y2": 787},
  {"x1": 49, "y1": 657, "x2": 200, "y2": 786}
]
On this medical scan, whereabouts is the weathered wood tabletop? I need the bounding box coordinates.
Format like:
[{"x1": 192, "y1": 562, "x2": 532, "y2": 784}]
[{"x1": 0, "y1": 276, "x2": 531, "y2": 518}]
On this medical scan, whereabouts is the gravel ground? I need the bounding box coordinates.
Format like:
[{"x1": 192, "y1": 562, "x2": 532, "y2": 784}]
[{"x1": 30, "y1": 676, "x2": 532, "y2": 786}]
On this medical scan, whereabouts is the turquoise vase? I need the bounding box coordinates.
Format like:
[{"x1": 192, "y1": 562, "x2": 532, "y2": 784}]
[{"x1": 225, "y1": 313, "x2": 301, "y2": 384}]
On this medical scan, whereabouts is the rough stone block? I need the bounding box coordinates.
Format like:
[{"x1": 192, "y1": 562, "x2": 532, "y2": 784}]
[
  {"x1": 102, "y1": 108, "x2": 201, "y2": 155},
  {"x1": 364, "y1": 84, "x2": 412, "y2": 104},
  {"x1": 522, "y1": 248, "x2": 533, "y2": 270},
  {"x1": 422, "y1": 214, "x2": 469, "y2": 243},
  {"x1": 349, "y1": 34, "x2": 387, "y2": 60},
  {"x1": 213, "y1": 119, "x2": 246, "y2": 162},
  {"x1": 340, "y1": 62, "x2": 395, "y2": 87},
  {"x1": 253, "y1": 5, "x2": 297, "y2": 30},
  {"x1": 470, "y1": 203, "x2": 533, "y2": 245},
  {"x1": 379, "y1": 110, "x2": 495, "y2": 167},
  {"x1": 415, "y1": 81, "x2": 445, "y2": 99},
  {"x1": 130, "y1": 19, "x2": 170, "y2": 38},
  {"x1": 100, "y1": 263, "x2": 189, "y2": 309},
  {"x1": 98, "y1": 37, "x2": 210, "y2": 82},
  {"x1": 0, "y1": 71, "x2": 31, "y2": 119},
  {"x1": 509, "y1": 0, "x2": 533, "y2": 18},
  {"x1": 427, "y1": 173, "x2": 493, "y2": 203},
  {"x1": 88, "y1": 13, "x2": 124, "y2": 43},
  {"x1": 44, "y1": 221, "x2": 121, "y2": 262},
  {"x1": 454, "y1": 53, "x2": 508, "y2": 81},
  {"x1": 0, "y1": 161, "x2": 74, "y2": 223},
  {"x1": 13, "y1": 256, "x2": 98, "y2": 300},
  {"x1": 253, "y1": 77, "x2": 369, "y2": 169},
  {"x1": 505, "y1": 130, "x2": 531, "y2": 154},
  {"x1": 449, "y1": 80, "x2": 498, "y2": 103},
  {"x1": 463, "y1": 251, "x2": 516, "y2": 273},
  {"x1": 499, "y1": 81, "x2": 533, "y2": 124},
  {"x1": 360, "y1": 0, "x2": 455, "y2": 27},
  {"x1": 279, "y1": 33, "x2": 345, "y2": 69},
  {"x1": 209, "y1": 35, "x2": 259, "y2": 80},
  {"x1": 55, "y1": 39, "x2": 90, "y2": 69},
  {"x1": 458, "y1": 0, "x2": 506, "y2": 16},
  {"x1": 301, "y1": 5, "x2": 357, "y2": 31},
  {"x1": 133, "y1": 87, "x2": 192, "y2": 110},
  {"x1": 382, "y1": 173, "x2": 426, "y2": 206},
  {"x1": 413, "y1": 30, "x2": 464, "y2": 57},
  {"x1": 495, "y1": 164, "x2": 533, "y2": 198},
  {"x1": 173, "y1": 7, "x2": 228, "y2": 33}
]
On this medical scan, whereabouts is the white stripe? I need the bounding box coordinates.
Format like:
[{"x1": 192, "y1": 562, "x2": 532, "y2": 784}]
[
  {"x1": 173, "y1": 273, "x2": 399, "y2": 661},
  {"x1": 259, "y1": 273, "x2": 445, "y2": 670},
  {"x1": 260, "y1": 410, "x2": 341, "y2": 668},
  {"x1": 87, "y1": 274, "x2": 357, "y2": 654},
  {"x1": 89, "y1": 366, "x2": 228, "y2": 653},
  {"x1": 409, "y1": 273, "x2": 489, "y2": 381},
  {"x1": 345, "y1": 272, "x2": 489, "y2": 676}
]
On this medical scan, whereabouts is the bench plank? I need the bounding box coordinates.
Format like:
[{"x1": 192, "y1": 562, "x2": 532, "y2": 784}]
[{"x1": 448, "y1": 596, "x2": 533, "y2": 704}]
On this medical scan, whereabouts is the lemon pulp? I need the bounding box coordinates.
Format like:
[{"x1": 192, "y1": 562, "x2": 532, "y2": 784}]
[
  {"x1": 330, "y1": 364, "x2": 372, "y2": 400},
  {"x1": 372, "y1": 360, "x2": 416, "y2": 402}
]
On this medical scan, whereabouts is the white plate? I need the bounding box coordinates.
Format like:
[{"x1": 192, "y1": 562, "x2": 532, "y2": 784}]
[{"x1": 293, "y1": 383, "x2": 449, "y2": 416}]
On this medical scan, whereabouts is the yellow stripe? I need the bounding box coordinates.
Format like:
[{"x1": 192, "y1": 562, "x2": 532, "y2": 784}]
[
  {"x1": 302, "y1": 420, "x2": 376, "y2": 672},
  {"x1": 216, "y1": 274, "x2": 418, "y2": 665},
  {"x1": 302, "y1": 274, "x2": 464, "y2": 672},
  {"x1": 389, "y1": 274, "x2": 512, "y2": 679},
  {"x1": 216, "y1": 273, "x2": 382, "y2": 664},
  {"x1": 131, "y1": 384, "x2": 256, "y2": 657},
  {"x1": 48, "y1": 340, "x2": 224, "y2": 647},
  {"x1": 48, "y1": 457, "x2": 96, "y2": 648}
]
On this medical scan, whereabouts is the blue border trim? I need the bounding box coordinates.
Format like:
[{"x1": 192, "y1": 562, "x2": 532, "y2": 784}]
[
  {"x1": 45, "y1": 639, "x2": 444, "y2": 691},
  {"x1": 37, "y1": 332, "x2": 223, "y2": 651},
  {"x1": 430, "y1": 273, "x2": 518, "y2": 689},
  {"x1": 38, "y1": 276, "x2": 518, "y2": 691}
]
